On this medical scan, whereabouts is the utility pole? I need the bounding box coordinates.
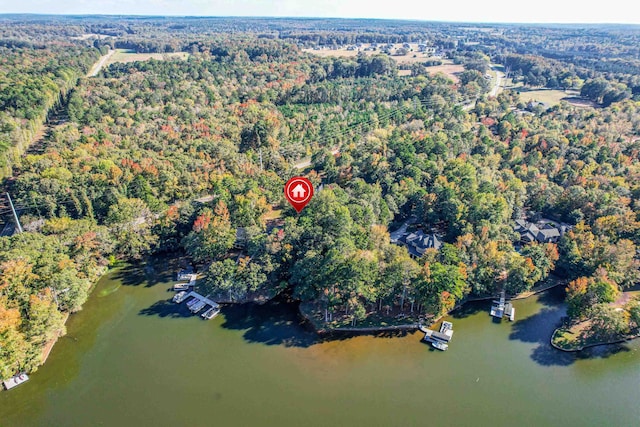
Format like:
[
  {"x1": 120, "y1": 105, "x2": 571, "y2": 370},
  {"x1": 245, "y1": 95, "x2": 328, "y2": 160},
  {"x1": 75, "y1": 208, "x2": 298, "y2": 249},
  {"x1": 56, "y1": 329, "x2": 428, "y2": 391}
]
[{"x1": 6, "y1": 193, "x2": 23, "y2": 234}]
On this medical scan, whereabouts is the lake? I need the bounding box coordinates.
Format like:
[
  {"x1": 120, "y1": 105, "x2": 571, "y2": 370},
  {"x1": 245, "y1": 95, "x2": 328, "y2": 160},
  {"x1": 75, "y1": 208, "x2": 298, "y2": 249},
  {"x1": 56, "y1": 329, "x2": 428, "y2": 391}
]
[{"x1": 1, "y1": 256, "x2": 639, "y2": 427}]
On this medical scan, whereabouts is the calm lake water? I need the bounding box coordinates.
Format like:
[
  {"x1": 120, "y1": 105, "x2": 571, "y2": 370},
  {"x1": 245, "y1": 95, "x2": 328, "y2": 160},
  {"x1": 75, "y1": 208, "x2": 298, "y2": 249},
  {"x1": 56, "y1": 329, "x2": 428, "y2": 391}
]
[{"x1": 2, "y1": 256, "x2": 639, "y2": 427}]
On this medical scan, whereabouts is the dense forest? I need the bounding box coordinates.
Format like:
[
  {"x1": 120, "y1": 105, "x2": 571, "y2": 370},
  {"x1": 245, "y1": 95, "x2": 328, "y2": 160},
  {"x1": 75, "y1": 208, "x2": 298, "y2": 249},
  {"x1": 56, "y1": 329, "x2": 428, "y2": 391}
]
[{"x1": 1, "y1": 16, "x2": 640, "y2": 376}]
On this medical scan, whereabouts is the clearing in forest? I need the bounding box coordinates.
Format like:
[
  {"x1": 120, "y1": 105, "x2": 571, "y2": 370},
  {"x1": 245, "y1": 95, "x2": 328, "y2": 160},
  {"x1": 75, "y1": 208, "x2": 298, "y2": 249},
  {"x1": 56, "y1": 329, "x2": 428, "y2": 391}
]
[{"x1": 106, "y1": 49, "x2": 190, "y2": 66}]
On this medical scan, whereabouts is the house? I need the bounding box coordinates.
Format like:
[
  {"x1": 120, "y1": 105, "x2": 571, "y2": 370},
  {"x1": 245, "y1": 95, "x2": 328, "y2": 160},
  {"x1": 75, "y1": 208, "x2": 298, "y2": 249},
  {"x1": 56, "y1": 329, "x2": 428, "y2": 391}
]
[
  {"x1": 398, "y1": 230, "x2": 442, "y2": 258},
  {"x1": 514, "y1": 218, "x2": 570, "y2": 244}
]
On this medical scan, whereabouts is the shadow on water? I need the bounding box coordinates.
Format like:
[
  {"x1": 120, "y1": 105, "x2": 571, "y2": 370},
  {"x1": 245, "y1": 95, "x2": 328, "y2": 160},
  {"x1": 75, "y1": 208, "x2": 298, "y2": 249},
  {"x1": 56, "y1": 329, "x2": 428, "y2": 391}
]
[
  {"x1": 138, "y1": 299, "x2": 194, "y2": 318},
  {"x1": 112, "y1": 256, "x2": 183, "y2": 288},
  {"x1": 220, "y1": 297, "x2": 319, "y2": 348},
  {"x1": 509, "y1": 306, "x2": 576, "y2": 366},
  {"x1": 509, "y1": 294, "x2": 632, "y2": 366},
  {"x1": 450, "y1": 300, "x2": 486, "y2": 319}
]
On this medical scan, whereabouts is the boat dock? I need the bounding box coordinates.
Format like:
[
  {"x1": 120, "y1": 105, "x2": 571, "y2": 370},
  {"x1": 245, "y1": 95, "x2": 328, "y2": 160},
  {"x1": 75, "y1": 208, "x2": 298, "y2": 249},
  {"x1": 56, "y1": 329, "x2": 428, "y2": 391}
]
[
  {"x1": 177, "y1": 291, "x2": 220, "y2": 319},
  {"x1": 202, "y1": 306, "x2": 221, "y2": 320},
  {"x1": 3, "y1": 373, "x2": 29, "y2": 390},
  {"x1": 420, "y1": 321, "x2": 454, "y2": 350},
  {"x1": 490, "y1": 289, "x2": 515, "y2": 321},
  {"x1": 173, "y1": 273, "x2": 197, "y2": 291}
]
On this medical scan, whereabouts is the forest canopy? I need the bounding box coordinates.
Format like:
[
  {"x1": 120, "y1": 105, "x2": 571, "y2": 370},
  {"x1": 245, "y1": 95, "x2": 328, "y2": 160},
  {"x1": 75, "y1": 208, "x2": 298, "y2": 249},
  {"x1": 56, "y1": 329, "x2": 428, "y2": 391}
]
[{"x1": 1, "y1": 17, "x2": 640, "y2": 374}]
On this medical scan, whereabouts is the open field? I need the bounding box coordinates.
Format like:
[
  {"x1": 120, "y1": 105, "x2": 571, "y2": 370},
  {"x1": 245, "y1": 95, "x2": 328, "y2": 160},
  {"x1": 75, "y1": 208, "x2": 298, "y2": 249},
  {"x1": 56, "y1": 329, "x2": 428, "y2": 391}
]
[
  {"x1": 507, "y1": 84, "x2": 596, "y2": 107},
  {"x1": 106, "y1": 49, "x2": 190, "y2": 66},
  {"x1": 424, "y1": 62, "x2": 464, "y2": 82},
  {"x1": 304, "y1": 44, "x2": 463, "y2": 80},
  {"x1": 304, "y1": 43, "x2": 442, "y2": 64},
  {"x1": 70, "y1": 33, "x2": 111, "y2": 40}
]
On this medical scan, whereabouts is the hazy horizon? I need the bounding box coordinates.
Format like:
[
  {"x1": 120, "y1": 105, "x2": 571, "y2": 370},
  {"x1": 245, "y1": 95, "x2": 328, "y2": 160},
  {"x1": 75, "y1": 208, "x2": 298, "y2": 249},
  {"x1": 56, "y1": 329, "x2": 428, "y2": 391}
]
[{"x1": 0, "y1": 0, "x2": 639, "y2": 25}]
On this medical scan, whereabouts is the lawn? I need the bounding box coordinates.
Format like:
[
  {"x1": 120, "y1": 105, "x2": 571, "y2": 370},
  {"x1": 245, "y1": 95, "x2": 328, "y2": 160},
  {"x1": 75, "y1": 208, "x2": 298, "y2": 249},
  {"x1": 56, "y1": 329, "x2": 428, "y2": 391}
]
[{"x1": 106, "y1": 49, "x2": 189, "y2": 66}]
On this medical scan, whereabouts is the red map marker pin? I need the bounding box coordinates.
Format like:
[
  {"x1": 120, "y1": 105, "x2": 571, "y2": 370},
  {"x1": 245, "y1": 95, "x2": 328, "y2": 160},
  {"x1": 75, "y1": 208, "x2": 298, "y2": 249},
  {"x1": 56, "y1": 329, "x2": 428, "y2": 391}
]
[{"x1": 284, "y1": 176, "x2": 314, "y2": 213}]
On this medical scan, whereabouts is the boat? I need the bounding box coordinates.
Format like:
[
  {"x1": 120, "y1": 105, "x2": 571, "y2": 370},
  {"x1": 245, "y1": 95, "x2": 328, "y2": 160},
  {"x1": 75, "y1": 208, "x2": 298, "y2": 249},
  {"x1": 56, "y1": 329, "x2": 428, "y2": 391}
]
[
  {"x1": 201, "y1": 306, "x2": 220, "y2": 320},
  {"x1": 190, "y1": 300, "x2": 207, "y2": 313},
  {"x1": 431, "y1": 340, "x2": 449, "y2": 351},
  {"x1": 421, "y1": 321, "x2": 454, "y2": 349},
  {"x1": 172, "y1": 291, "x2": 187, "y2": 303},
  {"x1": 173, "y1": 282, "x2": 192, "y2": 291},
  {"x1": 3, "y1": 373, "x2": 29, "y2": 390},
  {"x1": 186, "y1": 297, "x2": 200, "y2": 307}
]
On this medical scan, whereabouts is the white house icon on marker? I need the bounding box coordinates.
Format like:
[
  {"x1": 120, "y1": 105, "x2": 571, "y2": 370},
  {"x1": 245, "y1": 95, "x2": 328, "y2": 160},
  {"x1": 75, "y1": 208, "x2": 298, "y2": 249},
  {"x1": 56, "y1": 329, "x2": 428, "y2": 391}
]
[{"x1": 291, "y1": 183, "x2": 307, "y2": 199}]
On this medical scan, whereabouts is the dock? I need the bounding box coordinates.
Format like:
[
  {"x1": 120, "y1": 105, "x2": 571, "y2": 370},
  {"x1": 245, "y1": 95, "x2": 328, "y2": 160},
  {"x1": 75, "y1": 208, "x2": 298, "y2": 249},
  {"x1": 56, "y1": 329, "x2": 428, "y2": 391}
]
[
  {"x1": 179, "y1": 291, "x2": 220, "y2": 318},
  {"x1": 3, "y1": 373, "x2": 29, "y2": 390},
  {"x1": 420, "y1": 321, "x2": 454, "y2": 350},
  {"x1": 176, "y1": 268, "x2": 194, "y2": 281},
  {"x1": 202, "y1": 306, "x2": 221, "y2": 320},
  {"x1": 174, "y1": 273, "x2": 197, "y2": 291},
  {"x1": 490, "y1": 289, "x2": 515, "y2": 321}
]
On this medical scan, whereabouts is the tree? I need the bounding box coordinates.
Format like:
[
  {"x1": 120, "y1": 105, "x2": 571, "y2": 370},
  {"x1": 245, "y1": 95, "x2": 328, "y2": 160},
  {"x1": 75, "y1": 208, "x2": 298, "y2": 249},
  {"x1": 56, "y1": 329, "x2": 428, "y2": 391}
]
[
  {"x1": 202, "y1": 259, "x2": 238, "y2": 301},
  {"x1": 581, "y1": 78, "x2": 610, "y2": 104},
  {"x1": 626, "y1": 299, "x2": 640, "y2": 330},
  {"x1": 106, "y1": 198, "x2": 158, "y2": 259},
  {"x1": 182, "y1": 201, "x2": 236, "y2": 263},
  {"x1": 585, "y1": 304, "x2": 629, "y2": 341}
]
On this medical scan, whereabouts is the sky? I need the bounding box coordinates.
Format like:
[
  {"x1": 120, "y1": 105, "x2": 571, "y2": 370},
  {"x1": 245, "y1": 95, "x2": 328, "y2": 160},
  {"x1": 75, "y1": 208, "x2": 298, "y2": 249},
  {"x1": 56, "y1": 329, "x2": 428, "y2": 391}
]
[{"x1": 0, "y1": 0, "x2": 639, "y2": 25}]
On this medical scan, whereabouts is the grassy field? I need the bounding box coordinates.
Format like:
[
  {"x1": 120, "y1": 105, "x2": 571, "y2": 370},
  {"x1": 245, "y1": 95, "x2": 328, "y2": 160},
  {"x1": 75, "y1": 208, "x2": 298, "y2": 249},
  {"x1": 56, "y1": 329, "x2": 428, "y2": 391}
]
[
  {"x1": 106, "y1": 49, "x2": 189, "y2": 66},
  {"x1": 304, "y1": 44, "x2": 463, "y2": 80},
  {"x1": 424, "y1": 62, "x2": 464, "y2": 82},
  {"x1": 515, "y1": 89, "x2": 577, "y2": 105},
  {"x1": 303, "y1": 43, "x2": 437, "y2": 64},
  {"x1": 507, "y1": 83, "x2": 596, "y2": 107}
]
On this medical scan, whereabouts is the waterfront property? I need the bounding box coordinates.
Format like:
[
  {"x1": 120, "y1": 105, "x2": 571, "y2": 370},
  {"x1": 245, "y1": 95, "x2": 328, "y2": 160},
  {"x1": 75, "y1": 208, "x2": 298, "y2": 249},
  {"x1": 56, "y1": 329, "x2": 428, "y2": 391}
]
[{"x1": 3, "y1": 267, "x2": 640, "y2": 427}]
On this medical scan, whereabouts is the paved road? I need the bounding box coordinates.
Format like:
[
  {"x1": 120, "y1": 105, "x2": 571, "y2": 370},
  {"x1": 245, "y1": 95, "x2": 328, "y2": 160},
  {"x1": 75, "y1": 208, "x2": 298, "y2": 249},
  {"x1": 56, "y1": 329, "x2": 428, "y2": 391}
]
[
  {"x1": 489, "y1": 65, "x2": 505, "y2": 97},
  {"x1": 87, "y1": 49, "x2": 115, "y2": 77}
]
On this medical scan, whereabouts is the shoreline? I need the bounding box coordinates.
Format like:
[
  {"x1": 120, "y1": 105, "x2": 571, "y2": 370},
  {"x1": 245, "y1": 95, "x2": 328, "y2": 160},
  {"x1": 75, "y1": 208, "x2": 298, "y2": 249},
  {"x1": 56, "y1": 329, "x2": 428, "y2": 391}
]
[
  {"x1": 311, "y1": 279, "x2": 565, "y2": 334},
  {"x1": 550, "y1": 327, "x2": 640, "y2": 352}
]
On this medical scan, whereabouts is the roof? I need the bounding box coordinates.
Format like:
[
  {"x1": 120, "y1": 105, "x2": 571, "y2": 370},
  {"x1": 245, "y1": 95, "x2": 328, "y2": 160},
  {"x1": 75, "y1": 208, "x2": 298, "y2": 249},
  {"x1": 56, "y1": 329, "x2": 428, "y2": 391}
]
[
  {"x1": 403, "y1": 230, "x2": 442, "y2": 255},
  {"x1": 431, "y1": 331, "x2": 452, "y2": 342},
  {"x1": 514, "y1": 218, "x2": 566, "y2": 243}
]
